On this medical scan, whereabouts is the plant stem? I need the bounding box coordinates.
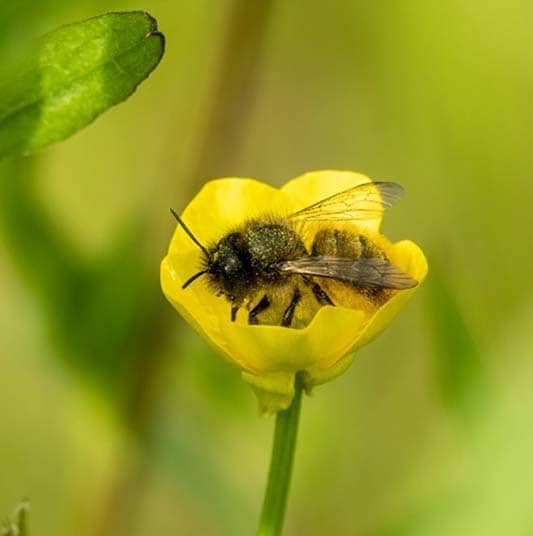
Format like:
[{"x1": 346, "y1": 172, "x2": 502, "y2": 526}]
[{"x1": 257, "y1": 373, "x2": 304, "y2": 536}]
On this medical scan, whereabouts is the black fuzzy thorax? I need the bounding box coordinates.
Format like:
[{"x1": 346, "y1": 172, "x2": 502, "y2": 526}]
[{"x1": 243, "y1": 219, "x2": 307, "y2": 284}]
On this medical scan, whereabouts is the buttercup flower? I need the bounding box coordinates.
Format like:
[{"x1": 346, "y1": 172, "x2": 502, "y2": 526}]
[{"x1": 161, "y1": 170, "x2": 427, "y2": 415}]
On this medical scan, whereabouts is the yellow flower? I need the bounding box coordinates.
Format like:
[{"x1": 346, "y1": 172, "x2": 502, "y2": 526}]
[{"x1": 161, "y1": 170, "x2": 427, "y2": 415}]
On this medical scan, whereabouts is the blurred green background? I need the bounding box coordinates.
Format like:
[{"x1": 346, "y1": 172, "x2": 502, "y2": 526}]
[{"x1": 1, "y1": 1, "x2": 533, "y2": 535}]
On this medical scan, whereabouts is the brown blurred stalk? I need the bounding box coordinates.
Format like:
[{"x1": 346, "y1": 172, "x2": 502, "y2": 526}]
[{"x1": 192, "y1": 0, "x2": 276, "y2": 181}]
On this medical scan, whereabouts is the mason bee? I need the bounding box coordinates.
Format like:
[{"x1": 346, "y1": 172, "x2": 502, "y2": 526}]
[{"x1": 171, "y1": 181, "x2": 417, "y2": 328}]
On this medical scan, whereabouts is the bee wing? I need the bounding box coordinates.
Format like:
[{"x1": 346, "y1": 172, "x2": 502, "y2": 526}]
[
  {"x1": 280, "y1": 256, "x2": 417, "y2": 289},
  {"x1": 288, "y1": 181, "x2": 404, "y2": 223}
]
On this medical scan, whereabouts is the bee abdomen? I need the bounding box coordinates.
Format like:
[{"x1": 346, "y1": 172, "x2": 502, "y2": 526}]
[
  {"x1": 312, "y1": 229, "x2": 385, "y2": 260},
  {"x1": 312, "y1": 229, "x2": 389, "y2": 302}
]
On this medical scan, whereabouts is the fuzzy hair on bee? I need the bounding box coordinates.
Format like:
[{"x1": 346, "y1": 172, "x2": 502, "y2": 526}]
[{"x1": 171, "y1": 181, "x2": 417, "y2": 329}]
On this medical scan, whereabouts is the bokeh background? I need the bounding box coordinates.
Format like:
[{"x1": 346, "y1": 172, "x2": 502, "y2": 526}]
[{"x1": 1, "y1": 1, "x2": 533, "y2": 535}]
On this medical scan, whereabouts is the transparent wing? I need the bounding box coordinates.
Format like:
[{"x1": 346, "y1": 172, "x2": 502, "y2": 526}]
[
  {"x1": 280, "y1": 256, "x2": 417, "y2": 289},
  {"x1": 289, "y1": 181, "x2": 404, "y2": 223}
]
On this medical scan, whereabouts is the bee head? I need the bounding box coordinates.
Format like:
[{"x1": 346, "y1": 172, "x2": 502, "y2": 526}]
[
  {"x1": 170, "y1": 210, "x2": 253, "y2": 304},
  {"x1": 206, "y1": 232, "x2": 254, "y2": 303}
]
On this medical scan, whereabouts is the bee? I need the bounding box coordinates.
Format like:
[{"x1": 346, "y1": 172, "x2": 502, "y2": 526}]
[{"x1": 171, "y1": 181, "x2": 417, "y2": 328}]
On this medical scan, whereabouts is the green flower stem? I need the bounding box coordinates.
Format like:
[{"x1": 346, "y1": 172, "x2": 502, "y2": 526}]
[{"x1": 257, "y1": 373, "x2": 303, "y2": 536}]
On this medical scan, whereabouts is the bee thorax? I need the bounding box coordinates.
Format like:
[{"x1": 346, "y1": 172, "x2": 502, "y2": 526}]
[{"x1": 245, "y1": 222, "x2": 307, "y2": 284}]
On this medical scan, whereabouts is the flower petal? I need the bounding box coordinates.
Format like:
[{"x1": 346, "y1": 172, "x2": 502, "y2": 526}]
[{"x1": 345, "y1": 239, "x2": 428, "y2": 359}]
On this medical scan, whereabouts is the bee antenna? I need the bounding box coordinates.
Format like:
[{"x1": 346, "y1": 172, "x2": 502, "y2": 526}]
[
  {"x1": 181, "y1": 269, "x2": 209, "y2": 289},
  {"x1": 170, "y1": 208, "x2": 211, "y2": 259}
]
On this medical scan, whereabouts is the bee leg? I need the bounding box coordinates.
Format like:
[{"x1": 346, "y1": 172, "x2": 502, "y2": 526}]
[
  {"x1": 248, "y1": 295, "x2": 270, "y2": 325},
  {"x1": 231, "y1": 304, "x2": 239, "y2": 322},
  {"x1": 302, "y1": 276, "x2": 334, "y2": 306},
  {"x1": 281, "y1": 288, "x2": 302, "y2": 327},
  {"x1": 311, "y1": 282, "x2": 334, "y2": 306}
]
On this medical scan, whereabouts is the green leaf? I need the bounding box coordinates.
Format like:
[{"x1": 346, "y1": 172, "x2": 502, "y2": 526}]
[
  {"x1": 0, "y1": 11, "x2": 164, "y2": 159},
  {"x1": 1, "y1": 499, "x2": 29, "y2": 536}
]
